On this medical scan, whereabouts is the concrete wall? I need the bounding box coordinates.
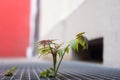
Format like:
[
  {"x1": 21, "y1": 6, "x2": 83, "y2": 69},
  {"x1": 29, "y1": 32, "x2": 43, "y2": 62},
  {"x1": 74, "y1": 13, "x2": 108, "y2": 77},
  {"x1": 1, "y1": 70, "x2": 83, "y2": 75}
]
[
  {"x1": 65, "y1": 0, "x2": 120, "y2": 68},
  {"x1": 40, "y1": 0, "x2": 85, "y2": 60},
  {"x1": 40, "y1": 0, "x2": 84, "y2": 39},
  {"x1": 40, "y1": 0, "x2": 120, "y2": 68},
  {"x1": 103, "y1": 0, "x2": 120, "y2": 68},
  {"x1": 65, "y1": 0, "x2": 104, "y2": 41}
]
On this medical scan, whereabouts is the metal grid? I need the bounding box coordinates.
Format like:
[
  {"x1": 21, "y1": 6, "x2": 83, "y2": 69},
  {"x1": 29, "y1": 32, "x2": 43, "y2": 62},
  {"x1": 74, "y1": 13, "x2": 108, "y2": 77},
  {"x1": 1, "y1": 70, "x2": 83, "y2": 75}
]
[{"x1": 0, "y1": 62, "x2": 120, "y2": 80}]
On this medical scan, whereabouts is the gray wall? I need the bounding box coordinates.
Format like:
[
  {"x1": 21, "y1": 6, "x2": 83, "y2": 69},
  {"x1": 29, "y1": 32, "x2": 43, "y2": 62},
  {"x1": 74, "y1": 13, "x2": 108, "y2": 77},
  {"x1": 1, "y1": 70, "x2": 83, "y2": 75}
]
[
  {"x1": 44, "y1": 0, "x2": 120, "y2": 68},
  {"x1": 65, "y1": 0, "x2": 104, "y2": 40},
  {"x1": 103, "y1": 0, "x2": 120, "y2": 68}
]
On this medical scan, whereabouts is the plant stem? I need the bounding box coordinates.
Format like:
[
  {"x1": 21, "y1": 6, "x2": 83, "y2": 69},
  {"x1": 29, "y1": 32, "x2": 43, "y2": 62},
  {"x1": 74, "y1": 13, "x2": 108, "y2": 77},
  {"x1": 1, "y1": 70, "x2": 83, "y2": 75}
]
[
  {"x1": 52, "y1": 54, "x2": 57, "y2": 76},
  {"x1": 55, "y1": 50, "x2": 66, "y2": 75},
  {"x1": 48, "y1": 44, "x2": 57, "y2": 76}
]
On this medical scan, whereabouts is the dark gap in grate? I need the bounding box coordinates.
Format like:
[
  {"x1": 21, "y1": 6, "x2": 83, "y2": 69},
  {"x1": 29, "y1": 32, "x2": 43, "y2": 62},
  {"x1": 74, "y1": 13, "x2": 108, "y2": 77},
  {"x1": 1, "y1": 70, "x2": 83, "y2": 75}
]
[
  {"x1": 61, "y1": 72, "x2": 92, "y2": 80},
  {"x1": 59, "y1": 73, "x2": 81, "y2": 80}
]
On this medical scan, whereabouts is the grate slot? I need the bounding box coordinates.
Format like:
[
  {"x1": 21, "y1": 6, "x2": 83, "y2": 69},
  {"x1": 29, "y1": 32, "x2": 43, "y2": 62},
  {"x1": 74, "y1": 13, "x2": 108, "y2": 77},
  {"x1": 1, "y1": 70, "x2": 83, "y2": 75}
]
[
  {"x1": 21, "y1": 66, "x2": 29, "y2": 80},
  {"x1": 20, "y1": 66, "x2": 25, "y2": 80},
  {"x1": 89, "y1": 72, "x2": 120, "y2": 80},
  {"x1": 32, "y1": 66, "x2": 40, "y2": 80},
  {"x1": 62, "y1": 72, "x2": 93, "y2": 80},
  {"x1": 10, "y1": 65, "x2": 25, "y2": 80},
  {"x1": 57, "y1": 73, "x2": 71, "y2": 80},
  {"x1": 10, "y1": 68, "x2": 22, "y2": 80}
]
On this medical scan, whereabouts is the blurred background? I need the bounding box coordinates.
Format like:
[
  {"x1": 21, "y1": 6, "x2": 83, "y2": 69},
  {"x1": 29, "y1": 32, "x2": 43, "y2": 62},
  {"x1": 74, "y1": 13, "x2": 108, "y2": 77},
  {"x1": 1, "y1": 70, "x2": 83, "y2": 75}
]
[{"x1": 0, "y1": 0, "x2": 120, "y2": 68}]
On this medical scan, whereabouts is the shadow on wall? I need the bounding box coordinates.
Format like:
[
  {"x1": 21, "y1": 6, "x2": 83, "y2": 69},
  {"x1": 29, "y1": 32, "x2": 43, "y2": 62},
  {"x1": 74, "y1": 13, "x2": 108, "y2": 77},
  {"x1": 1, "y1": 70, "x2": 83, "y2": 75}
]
[{"x1": 72, "y1": 37, "x2": 103, "y2": 63}]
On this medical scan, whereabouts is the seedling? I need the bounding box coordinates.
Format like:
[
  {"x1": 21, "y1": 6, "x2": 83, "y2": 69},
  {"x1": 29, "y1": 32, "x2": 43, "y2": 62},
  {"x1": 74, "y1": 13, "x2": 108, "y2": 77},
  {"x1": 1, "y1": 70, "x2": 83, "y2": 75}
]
[
  {"x1": 5, "y1": 66, "x2": 17, "y2": 76},
  {"x1": 34, "y1": 32, "x2": 88, "y2": 78}
]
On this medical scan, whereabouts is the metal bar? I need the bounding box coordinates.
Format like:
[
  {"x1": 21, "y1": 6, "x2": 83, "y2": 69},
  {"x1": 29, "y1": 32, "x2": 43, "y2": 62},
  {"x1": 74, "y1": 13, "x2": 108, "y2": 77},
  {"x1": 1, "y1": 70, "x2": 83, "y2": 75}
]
[
  {"x1": 27, "y1": 66, "x2": 31, "y2": 80},
  {"x1": 32, "y1": 66, "x2": 40, "y2": 80}
]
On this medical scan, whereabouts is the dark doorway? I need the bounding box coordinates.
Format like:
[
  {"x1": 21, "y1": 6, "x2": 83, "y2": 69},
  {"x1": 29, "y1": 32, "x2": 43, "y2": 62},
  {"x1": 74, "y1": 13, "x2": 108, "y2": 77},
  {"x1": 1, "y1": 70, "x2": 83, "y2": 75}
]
[{"x1": 88, "y1": 37, "x2": 103, "y2": 63}]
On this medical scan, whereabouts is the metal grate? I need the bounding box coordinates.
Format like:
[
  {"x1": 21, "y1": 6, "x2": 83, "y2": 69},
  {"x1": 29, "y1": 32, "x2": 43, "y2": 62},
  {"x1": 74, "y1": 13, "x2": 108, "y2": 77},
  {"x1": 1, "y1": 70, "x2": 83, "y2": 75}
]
[{"x1": 0, "y1": 62, "x2": 120, "y2": 80}]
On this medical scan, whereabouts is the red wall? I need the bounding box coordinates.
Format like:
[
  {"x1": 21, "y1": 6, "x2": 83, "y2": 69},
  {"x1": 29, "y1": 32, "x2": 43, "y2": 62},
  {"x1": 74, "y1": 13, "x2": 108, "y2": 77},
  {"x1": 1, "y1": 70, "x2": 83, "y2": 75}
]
[{"x1": 0, "y1": 0, "x2": 30, "y2": 57}]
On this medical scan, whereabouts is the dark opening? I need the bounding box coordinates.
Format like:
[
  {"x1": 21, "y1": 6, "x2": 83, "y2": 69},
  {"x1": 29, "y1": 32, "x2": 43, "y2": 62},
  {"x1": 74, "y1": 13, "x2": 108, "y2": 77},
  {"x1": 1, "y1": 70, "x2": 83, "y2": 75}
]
[
  {"x1": 72, "y1": 37, "x2": 103, "y2": 63},
  {"x1": 88, "y1": 37, "x2": 103, "y2": 63}
]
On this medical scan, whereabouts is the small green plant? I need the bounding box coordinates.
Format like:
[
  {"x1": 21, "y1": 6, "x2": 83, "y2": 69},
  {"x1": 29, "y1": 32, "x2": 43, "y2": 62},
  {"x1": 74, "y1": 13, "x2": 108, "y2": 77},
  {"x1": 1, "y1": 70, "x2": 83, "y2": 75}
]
[
  {"x1": 35, "y1": 32, "x2": 88, "y2": 78},
  {"x1": 5, "y1": 66, "x2": 17, "y2": 76}
]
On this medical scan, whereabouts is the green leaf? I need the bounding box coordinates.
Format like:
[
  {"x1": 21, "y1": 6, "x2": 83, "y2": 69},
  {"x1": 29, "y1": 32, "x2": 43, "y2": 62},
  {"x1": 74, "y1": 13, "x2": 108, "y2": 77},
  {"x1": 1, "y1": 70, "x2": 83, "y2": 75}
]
[
  {"x1": 39, "y1": 71, "x2": 47, "y2": 78},
  {"x1": 76, "y1": 32, "x2": 85, "y2": 38},
  {"x1": 57, "y1": 49, "x2": 64, "y2": 57},
  {"x1": 76, "y1": 32, "x2": 88, "y2": 50},
  {"x1": 5, "y1": 71, "x2": 13, "y2": 76},
  {"x1": 37, "y1": 47, "x2": 51, "y2": 57},
  {"x1": 5, "y1": 66, "x2": 17, "y2": 76},
  {"x1": 77, "y1": 36, "x2": 88, "y2": 50},
  {"x1": 65, "y1": 45, "x2": 70, "y2": 53},
  {"x1": 57, "y1": 45, "x2": 70, "y2": 58},
  {"x1": 38, "y1": 52, "x2": 49, "y2": 58},
  {"x1": 39, "y1": 68, "x2": 54, "y2": 78},
  {"x1": 70, "y1": 39, "x2": 79, "y2": 51},
  {"x1": 70, "y1": 33, "x2": 88, "y2": 52},
  {"x1": 41, "y1": 47, "x2": 50, "y2": 53}
]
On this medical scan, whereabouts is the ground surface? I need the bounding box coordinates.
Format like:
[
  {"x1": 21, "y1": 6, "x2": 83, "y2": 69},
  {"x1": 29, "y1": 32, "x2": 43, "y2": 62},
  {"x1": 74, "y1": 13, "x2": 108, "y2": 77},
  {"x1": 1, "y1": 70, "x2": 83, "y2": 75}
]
[{"x1": 0, "y1": 61, "x2": 120, "y2": 80}]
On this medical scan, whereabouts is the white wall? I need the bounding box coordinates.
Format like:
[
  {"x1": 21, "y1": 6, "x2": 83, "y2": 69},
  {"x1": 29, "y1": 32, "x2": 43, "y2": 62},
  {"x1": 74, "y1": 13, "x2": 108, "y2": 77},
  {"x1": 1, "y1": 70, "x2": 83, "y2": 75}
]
[
  {"x1": 40, "y1": 0, "x2": 84, "y2": 39},
  {"x1": 40, "y1": 0, "x2": 85, "y2": 60},
  {"x1": 65, "y1": 0, "x2": 104, "y2": 41},
  {"x1": 40, "y1": 0, "x2": 120, "y2": 68},
  {"x1": 40, "y1": 0, "x2": 63, "y2": 39},
  {"x1": 61, "y1": 0, "x2": 120, "y2": 68},
  {"x1": 103, "y1": 0, "x2": 120, "y2": 68},
  {"x1": 60, "y1": 0, "x2": 105, "y2": 62}
]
